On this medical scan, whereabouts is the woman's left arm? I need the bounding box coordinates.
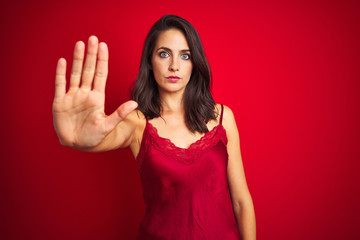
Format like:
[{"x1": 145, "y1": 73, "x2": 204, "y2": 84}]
[{"x1": 222, "y1": 105, "x2": 256, "y2": 240}]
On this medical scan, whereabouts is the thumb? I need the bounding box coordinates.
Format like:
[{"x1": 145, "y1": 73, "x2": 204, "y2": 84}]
[{"x1": 105, "y1": 100, "x2": 138, "y2": 131}]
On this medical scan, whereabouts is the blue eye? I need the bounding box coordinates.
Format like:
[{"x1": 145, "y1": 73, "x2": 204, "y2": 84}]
[
  {"x1": 181, "y1": 54, "x2": 190, "y2": 60},
  {"x1": 160, "y1": 52, "x2": 169, "y2": 58}
]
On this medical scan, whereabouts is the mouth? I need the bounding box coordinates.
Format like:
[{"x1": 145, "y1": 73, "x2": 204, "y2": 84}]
[{"x1": 167, "y1": 76, "x2": 180, "y2": 82}]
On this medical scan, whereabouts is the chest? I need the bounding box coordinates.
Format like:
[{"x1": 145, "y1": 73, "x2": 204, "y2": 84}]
[
  {"x1": 142, "y1": 139, "x2": 229, "y2": 191},
  {"x1": 148, "y1": 121, "x2": 201, "y2": 149},
  {"x1": 148, "y1": 118, "x2": 218, "y2": 149}
]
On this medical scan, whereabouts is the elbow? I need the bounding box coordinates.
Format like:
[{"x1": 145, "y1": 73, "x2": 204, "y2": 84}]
[{"x1": 232, "y1": 195, "x2": 254, "y2": 212}]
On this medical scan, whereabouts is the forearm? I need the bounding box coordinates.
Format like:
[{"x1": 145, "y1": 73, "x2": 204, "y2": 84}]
[
  {"x1": 79, "y1": 124, "x2": 133, "y2": 152},
  {"x1": 233, "y1": 199, "x2": 256, "y2": 240},
  {"x1": 75, "y1": 135, "x2": 119, "y2": 152}
]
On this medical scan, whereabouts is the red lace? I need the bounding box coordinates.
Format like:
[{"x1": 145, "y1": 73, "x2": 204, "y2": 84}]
[{"x1": 146, "y1": 122, "x2": 228, "y2": 165}]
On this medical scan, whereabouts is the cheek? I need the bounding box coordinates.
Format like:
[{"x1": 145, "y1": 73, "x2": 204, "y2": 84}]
[
  {"x1": 185, "y1": 64, "x2": 193, "y2": 76},
  {"x1": 152, "y1": 59, "x2": 166, "y2": 74},
  {"x1": 151, "y1": 64, "x2": 160, "y2": 78}
]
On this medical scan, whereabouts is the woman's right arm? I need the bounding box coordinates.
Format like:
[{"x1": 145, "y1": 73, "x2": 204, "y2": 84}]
[{"x1": 52, "y1": 36, "x2": 139, "y2": 152}]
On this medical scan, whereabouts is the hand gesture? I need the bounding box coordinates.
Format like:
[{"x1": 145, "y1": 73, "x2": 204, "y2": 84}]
[{"x1": 52, "y1": 36, "x2": 137, "y2": 149}]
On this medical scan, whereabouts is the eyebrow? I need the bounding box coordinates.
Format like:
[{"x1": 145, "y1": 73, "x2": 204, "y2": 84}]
[{"x1": 156, "y1": 47, "x2": 191, "y2": 53}]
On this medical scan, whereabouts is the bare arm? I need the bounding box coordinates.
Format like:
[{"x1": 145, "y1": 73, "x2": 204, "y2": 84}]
[
  {"x1": 52, "y1": 36, "x2": 139, "y2": 152},
  {"x1": 222, "y1": 105, "x2": 256, "y2": 240}
]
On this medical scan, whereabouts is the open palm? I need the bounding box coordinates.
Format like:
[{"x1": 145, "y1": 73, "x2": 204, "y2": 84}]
[{"x1": 52, "y1": 36, "x2": 137, "y2": 149}]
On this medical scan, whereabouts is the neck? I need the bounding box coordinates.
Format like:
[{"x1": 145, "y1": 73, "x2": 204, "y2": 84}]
[{"x1": 159, "y1": 89, "x2": 185, "y2": 114}]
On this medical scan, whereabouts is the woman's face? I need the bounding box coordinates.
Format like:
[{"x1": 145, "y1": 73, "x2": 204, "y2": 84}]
[{"x1": 151, "y1": 28, "x2": 193, "y2": 95}]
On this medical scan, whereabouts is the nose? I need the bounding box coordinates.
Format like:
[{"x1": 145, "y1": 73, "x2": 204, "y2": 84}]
[{"x1": 169, "y1": 56, "x2": 179, "y2": 72}]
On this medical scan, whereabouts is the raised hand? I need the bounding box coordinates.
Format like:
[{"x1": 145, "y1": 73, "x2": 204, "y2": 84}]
[{"x1": 53, "y1": 36, "x2": 137, "y2": 149}]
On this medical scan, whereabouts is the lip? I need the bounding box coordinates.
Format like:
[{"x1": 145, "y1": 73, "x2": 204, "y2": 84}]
[{"x1": 167, "y1": 76, "x2": 180, "y2": 83}]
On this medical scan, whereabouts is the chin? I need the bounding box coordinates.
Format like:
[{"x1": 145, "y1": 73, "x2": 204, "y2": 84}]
[{"x1": 159, "y1": 85, "x2": 186, "y2": 94}]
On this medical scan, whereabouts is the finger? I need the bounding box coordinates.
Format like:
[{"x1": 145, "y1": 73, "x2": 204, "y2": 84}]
[
  {"x1": 93, "y1": 42, "x2": 109, "y2": 93},
  {"x1": 54, "y1": 58, "x2": 67, "y2": 100},
  {"x1": 105, "y1": 101, "x2": 138, "y2": 131},
  {"x1": 81, "y1": 35, "x2": 99, "y2": 89},
  {"x1": 70, "y1": 41, "x2": 85, "y2": 89}
]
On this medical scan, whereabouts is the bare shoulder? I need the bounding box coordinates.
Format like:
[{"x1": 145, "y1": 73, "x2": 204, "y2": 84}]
[
  {"x1": 223, "y1": 105, "x2": 236, "y2": 123},
  {"x1": 215, "y1": 103, "x2": 238, "y2": 133},
  {"x1": 215, "y1": 103, "x2": 236, "y2": 122},
  {"x1": 121, "y1": 109, "x2": 147, "y2": 139},
  {"x1": 123, "y1": 109, "x2": 146, "y2": 126}
]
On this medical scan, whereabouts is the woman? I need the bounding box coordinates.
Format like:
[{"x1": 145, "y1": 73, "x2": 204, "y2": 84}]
[{"x1": 53, "y1": 15, "x2": 256, "y2": 240}]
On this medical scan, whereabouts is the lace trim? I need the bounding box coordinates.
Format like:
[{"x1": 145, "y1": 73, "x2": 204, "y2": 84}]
[{"x1": 146, "y1": 122, "x2": 228, "y2": 165}]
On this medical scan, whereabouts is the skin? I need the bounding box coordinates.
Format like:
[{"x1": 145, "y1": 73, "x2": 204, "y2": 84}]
[
  {"x1": 53, "y1": 31, "x2": 256, "y2": 239},
  {"x1": 148, "y1": 29, "x2": 210, "y2": 148}
]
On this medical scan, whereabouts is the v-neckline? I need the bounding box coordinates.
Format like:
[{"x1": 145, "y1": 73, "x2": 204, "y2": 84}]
[{"x1": 146, "y1": 121, "x2": 223, "y2": 150}]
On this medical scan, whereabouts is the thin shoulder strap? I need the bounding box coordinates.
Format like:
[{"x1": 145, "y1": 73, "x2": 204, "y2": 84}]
[{"x1": 219, "y1": 104, "x2": 224, "y2": 125}]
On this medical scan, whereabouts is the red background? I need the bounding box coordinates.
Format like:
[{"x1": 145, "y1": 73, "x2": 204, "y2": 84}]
[{"x1": 1, "y1": 0, "x2": 359, "y2": 239}]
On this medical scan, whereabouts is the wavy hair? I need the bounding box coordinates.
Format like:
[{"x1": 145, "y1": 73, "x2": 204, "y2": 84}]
[{"x1": 131, "y1": 15, "x2": 216, "y2": 133}]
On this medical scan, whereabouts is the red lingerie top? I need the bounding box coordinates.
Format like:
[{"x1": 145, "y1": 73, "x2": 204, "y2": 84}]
[{"x1": 136, "y1": 105, "x2": 241, "y2": 239}]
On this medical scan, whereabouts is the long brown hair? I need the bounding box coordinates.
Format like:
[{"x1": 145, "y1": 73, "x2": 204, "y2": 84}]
[{"x1": 131, "y1": 15, "x2": 216, "y2": 133}]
